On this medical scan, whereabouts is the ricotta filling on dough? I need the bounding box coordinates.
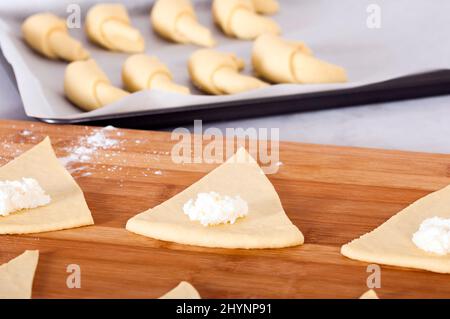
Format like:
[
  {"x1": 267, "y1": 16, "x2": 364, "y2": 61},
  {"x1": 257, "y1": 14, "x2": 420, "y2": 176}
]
[
  {"x1": 0, "y1": 178, "x2": 51, "y2": 217},
  {"x1": 183, "y1": 192, "x2": 248, "y2": 226},
  {"x1": 412, "y1": 217, "x2": 450, "y2": 255}
]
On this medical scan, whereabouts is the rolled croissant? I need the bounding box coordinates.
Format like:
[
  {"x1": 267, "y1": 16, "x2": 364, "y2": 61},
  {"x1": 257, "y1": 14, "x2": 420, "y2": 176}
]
[
  {"x1": 64, "y1": 59, "x2": 129, "y2": 111},
  {"x1": 151, "y1": 0, "x2": 215, "y2": 47},
  {"x1": 212, "y1": 0, "x2": 280, "y2": 40},
  {"x1": 251, "y1": 0, "x2": 279, "y2": 15},
  {"x1": 22, "y1": 13, "x2": 89, "y2": 62},
  {"x1": 189, "y1": 49, "x2": 268, "y2": 95},
  {"x1": 122, "y1": 54, "x2": 190, "y2": 94},
  {"x1": 252, "y1": 34, "x2": 348, "y2": 84},
  {"x1": 85, "y1": 3, "x2": 145, "y2": 53}
]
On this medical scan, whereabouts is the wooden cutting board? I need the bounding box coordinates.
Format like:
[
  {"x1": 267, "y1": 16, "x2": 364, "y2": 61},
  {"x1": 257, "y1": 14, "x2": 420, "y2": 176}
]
[{"x1": 0, "y1": 119, "x2": 449, "y2": 299}]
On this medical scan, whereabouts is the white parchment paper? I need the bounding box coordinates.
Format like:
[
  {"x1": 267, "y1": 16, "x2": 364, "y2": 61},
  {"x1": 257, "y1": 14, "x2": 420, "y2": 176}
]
[{"x1": 0, "y1": 0, "x2": 449, "y2": 121}]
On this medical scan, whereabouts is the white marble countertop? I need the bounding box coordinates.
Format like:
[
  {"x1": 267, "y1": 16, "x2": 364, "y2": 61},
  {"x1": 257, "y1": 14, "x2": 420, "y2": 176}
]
[{"x1": 1, "y1": 52, "x2": 450, "y2": 155}]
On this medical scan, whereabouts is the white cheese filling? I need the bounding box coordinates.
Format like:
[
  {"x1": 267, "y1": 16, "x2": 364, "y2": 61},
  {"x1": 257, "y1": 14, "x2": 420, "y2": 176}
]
[
  {"x1": 412, "y1": 217, "x2": 450, "y2": 255},
  {"x1": 183, "y1": 192, "x2": 248, "y2": 226},
  {"x1": 0, "y1": 178, "x2": 51, "y2": 217}
]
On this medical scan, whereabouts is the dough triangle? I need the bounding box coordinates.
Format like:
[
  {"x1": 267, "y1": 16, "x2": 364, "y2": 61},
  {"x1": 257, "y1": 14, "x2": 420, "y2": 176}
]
[
  {"x1": 359, "y1": 289, "x2": 379, "y2": 299},
  {"x1": 0, "y1": 137, "x2": 94, "y2": 234},
  {"x1": 159, "y1": 281, "x2": 201, "y2": 299},
  {"x1": 0, "y1": 250, "x2": 39, "y2": 299},
  {"x1": 341, "y1": 185, "x2": 450, "y2": 273},
  {"x1": 126, "y1": 148, "x2": 303, "y2": 249}
]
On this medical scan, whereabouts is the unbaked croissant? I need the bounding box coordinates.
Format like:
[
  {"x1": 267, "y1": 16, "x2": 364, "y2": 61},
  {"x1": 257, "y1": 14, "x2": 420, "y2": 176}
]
[
  {"x1": 22, "y1": 13, "x2": 89, "y2": 62},
  {"x1": 64, "y1": 59, "x2": 129, "y2": 111},
  {"x1": 189, "y1": 49, "x2": 268, "y2": 95},
  {"x1": 151, "y1": 0, "x2": 215, "y2": 47},
  {"x1": 251, "y1": 0, "x2": 279, "y2": 15},
  {"x1": 122, "y1": 54, "x2": 190, "y2": 94},
  {"x1": 85, "y1": 3, "x2": 145, "y2": 53},
  {"x1": 252, "y1": 34, "x2": 347, "y2": 84},
  {"x1": 212, "y1": 0, "x2": 280, "y2": 40}
]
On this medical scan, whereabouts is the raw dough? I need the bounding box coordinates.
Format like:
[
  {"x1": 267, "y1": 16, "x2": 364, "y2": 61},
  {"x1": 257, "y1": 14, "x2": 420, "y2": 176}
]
[
  {"x1": 65, "y1": 59, "x2": 129, "y2": 111},
  {"x1": 126, "y1": 147, "x2": 304, "y2": 249},
  {"x1": 251, "y1": 0, "x2": 279, "y2": 15},
  {"x1": 0, "y1": 137, "x2": 94, "y2": 234},
  {"x1": 0, "y1": 250, "x2": 39, "y2": 299},
  {"x1": 359, "y1": 289, "x2": 379, "y2": 299},
  {"x1": 341, "y1": 185, "x2": 450, "y2": 274},
  {"x1": 85, "y1": 3, "x2": 145, "y2": 53},
  {"x1": 212, "y1": 0, "x2": 280, "y2": 40},
  {"x1": 189, "y1": 49, "x2": 268, "y2": 95},
  {"x1": 151, "y1": 0, "x2": 215, "y2": 47},
  {"x1": 22, "y1": 13, "x2": 89, "y2": 61},
  {"x1": 159, "y1": 281, "x2": 201, "y2": 299},
  {"x1": 122, "y1": 54, "x2": 190, "y2": 94},
  {"x1": 252, "y1": 34, "x2": 348, "y2": 84}
]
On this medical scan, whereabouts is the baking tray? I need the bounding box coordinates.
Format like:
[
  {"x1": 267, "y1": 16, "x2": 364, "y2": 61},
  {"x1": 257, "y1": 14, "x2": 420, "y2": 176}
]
[
  {"x1": 1, "y1": 0, "x2": 450, "y2": 128},
  {"x1": 44, "y1": 69, "x2": 450, "y2": 128}
]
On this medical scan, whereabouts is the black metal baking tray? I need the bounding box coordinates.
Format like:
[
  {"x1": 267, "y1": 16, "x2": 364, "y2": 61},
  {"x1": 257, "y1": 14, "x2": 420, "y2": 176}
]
[{"x1": 39, "y1": 69, "x2": 450, "y2": 129}]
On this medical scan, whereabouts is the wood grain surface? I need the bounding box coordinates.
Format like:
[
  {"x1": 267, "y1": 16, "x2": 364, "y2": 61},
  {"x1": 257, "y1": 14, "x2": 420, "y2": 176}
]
[{"x1": 0, "y1": 120, "x2": 449, "y2": 299}]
